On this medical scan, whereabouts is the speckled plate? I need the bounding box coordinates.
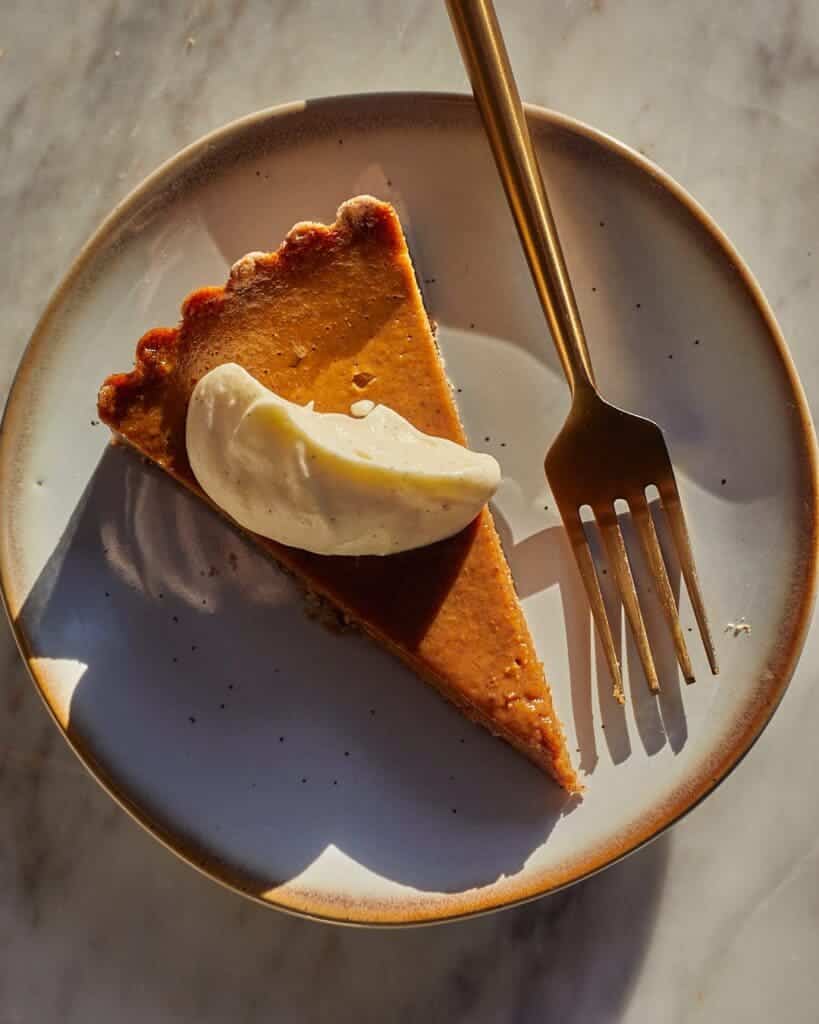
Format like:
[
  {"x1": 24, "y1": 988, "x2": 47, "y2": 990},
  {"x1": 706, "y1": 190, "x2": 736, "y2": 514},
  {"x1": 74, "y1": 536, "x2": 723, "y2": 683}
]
[{"x1": 1, "y1": 94, "x2": 816, "y2": 926}]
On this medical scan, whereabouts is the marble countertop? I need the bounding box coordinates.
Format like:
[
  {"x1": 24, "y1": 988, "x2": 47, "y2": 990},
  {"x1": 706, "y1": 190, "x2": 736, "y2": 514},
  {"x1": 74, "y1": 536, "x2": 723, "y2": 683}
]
[{"x1": 2, "y1": 1, "x2": 818, "y2": 1020}]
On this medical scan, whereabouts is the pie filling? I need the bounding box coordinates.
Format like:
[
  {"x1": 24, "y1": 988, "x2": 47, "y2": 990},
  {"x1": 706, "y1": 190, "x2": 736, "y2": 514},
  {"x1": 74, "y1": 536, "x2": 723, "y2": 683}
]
[{"x1": 97, "y1": 195, "x2": 581, "y2": 794}]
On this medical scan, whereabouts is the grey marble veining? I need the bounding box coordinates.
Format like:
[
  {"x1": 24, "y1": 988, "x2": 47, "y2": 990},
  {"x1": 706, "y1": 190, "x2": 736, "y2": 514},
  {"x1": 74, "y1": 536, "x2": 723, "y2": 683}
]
[{"x1": 2, "y1": 1, "x2": 819, "y2": 1021}]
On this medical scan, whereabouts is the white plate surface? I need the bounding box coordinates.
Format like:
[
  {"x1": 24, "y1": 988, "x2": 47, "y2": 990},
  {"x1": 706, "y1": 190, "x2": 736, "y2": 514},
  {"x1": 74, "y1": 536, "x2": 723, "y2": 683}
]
[{"x1": 1, "y1": 94, "x2": 815, "y2": 924}]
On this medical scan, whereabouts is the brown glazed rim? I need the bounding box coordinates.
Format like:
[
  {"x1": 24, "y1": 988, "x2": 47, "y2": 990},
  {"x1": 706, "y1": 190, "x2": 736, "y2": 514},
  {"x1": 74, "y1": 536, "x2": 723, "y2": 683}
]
[{"x1": 1, "y1": 93, "x2": 817, "y2": 927}]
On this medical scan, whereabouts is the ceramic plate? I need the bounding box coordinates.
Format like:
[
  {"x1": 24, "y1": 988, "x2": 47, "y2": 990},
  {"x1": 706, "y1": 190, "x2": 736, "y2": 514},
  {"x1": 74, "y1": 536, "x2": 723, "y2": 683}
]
[{"x1": 1, "y1": 94, "x2": 816, "y2": 925}]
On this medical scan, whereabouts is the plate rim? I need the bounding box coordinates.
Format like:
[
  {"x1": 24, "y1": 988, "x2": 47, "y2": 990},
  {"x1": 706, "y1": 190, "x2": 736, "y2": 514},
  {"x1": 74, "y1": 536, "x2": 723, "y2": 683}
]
[{"x1": 1, "y1": 90, "x2": 817, "y2": 927}]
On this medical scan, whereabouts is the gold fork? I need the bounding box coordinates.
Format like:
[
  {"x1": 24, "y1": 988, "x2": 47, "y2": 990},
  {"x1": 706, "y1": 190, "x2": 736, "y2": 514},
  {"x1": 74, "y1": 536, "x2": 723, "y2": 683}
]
[{"x1": 446, "y1": 0, "x2": 718, "y2": 700}]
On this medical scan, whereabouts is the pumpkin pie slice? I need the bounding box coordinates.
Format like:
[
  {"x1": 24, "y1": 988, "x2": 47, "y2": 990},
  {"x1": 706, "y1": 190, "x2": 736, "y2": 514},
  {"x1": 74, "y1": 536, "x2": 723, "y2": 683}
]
[{"x1": 98, "y1": 196, "x2": 580, "y2": 793}]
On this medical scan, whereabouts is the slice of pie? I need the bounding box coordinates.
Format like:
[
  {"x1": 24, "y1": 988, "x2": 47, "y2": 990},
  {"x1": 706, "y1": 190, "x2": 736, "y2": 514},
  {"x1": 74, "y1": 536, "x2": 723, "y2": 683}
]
[{"x1": 98, "y1": 196, "x2": 580, "y2": 793}]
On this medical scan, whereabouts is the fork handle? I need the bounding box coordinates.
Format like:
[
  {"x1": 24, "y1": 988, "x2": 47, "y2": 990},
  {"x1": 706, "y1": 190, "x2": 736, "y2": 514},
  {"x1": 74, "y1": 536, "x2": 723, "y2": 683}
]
[{"x1": 446, "y1": 0, "x2": 596, "y2": 396}]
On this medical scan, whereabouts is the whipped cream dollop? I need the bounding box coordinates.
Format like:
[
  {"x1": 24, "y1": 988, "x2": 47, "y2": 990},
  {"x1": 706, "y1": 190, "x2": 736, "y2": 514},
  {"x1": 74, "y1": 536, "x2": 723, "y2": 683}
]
[{"x1": 186, "y1": 363, "x2": 501, "y2": 556}]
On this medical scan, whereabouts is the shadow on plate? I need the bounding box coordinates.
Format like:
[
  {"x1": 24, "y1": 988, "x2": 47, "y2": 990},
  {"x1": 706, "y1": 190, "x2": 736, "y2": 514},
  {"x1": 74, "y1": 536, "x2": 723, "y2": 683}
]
[
  {"x1": 16, "y1": 445, "x2": 577, "y2": 897},
  {"x1": 493, "y1": 504, "x2": 688, "y2": 776}
]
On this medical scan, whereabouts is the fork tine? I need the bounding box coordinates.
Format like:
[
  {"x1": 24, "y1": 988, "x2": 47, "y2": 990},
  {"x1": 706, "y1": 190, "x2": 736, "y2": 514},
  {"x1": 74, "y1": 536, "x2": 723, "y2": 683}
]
[
  {"x1": 596, "y1": 507, "x2": 660, "y2": 693},
  {"x1": 659, "y1": 482, "x2": 719, "y2": 675},
  {"x1": 562, "y1": 512, "x2": 625, "y2": 704},
  {"x1": 630, "y1": 494, "x2": 695, "y2": 684}
]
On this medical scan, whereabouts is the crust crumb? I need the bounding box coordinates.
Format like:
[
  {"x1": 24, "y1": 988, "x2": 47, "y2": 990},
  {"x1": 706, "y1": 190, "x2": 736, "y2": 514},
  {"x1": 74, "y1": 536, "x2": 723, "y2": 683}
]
[{"x1": 303, "y1": 591, "x2": 351, "y2": 633}]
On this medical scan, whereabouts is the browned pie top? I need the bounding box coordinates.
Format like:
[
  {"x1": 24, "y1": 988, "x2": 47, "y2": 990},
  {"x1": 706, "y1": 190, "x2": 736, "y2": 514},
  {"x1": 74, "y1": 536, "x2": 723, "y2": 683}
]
[{"x1": 98, "y1": 196, "x2": 579, "y2": 793}]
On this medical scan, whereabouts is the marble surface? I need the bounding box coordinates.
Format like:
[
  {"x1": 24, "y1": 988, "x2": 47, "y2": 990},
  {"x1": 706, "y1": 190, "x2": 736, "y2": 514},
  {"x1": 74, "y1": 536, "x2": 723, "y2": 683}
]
[{"x1": 2, "y1": 0, "x2": 818, "y2": 1020}]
